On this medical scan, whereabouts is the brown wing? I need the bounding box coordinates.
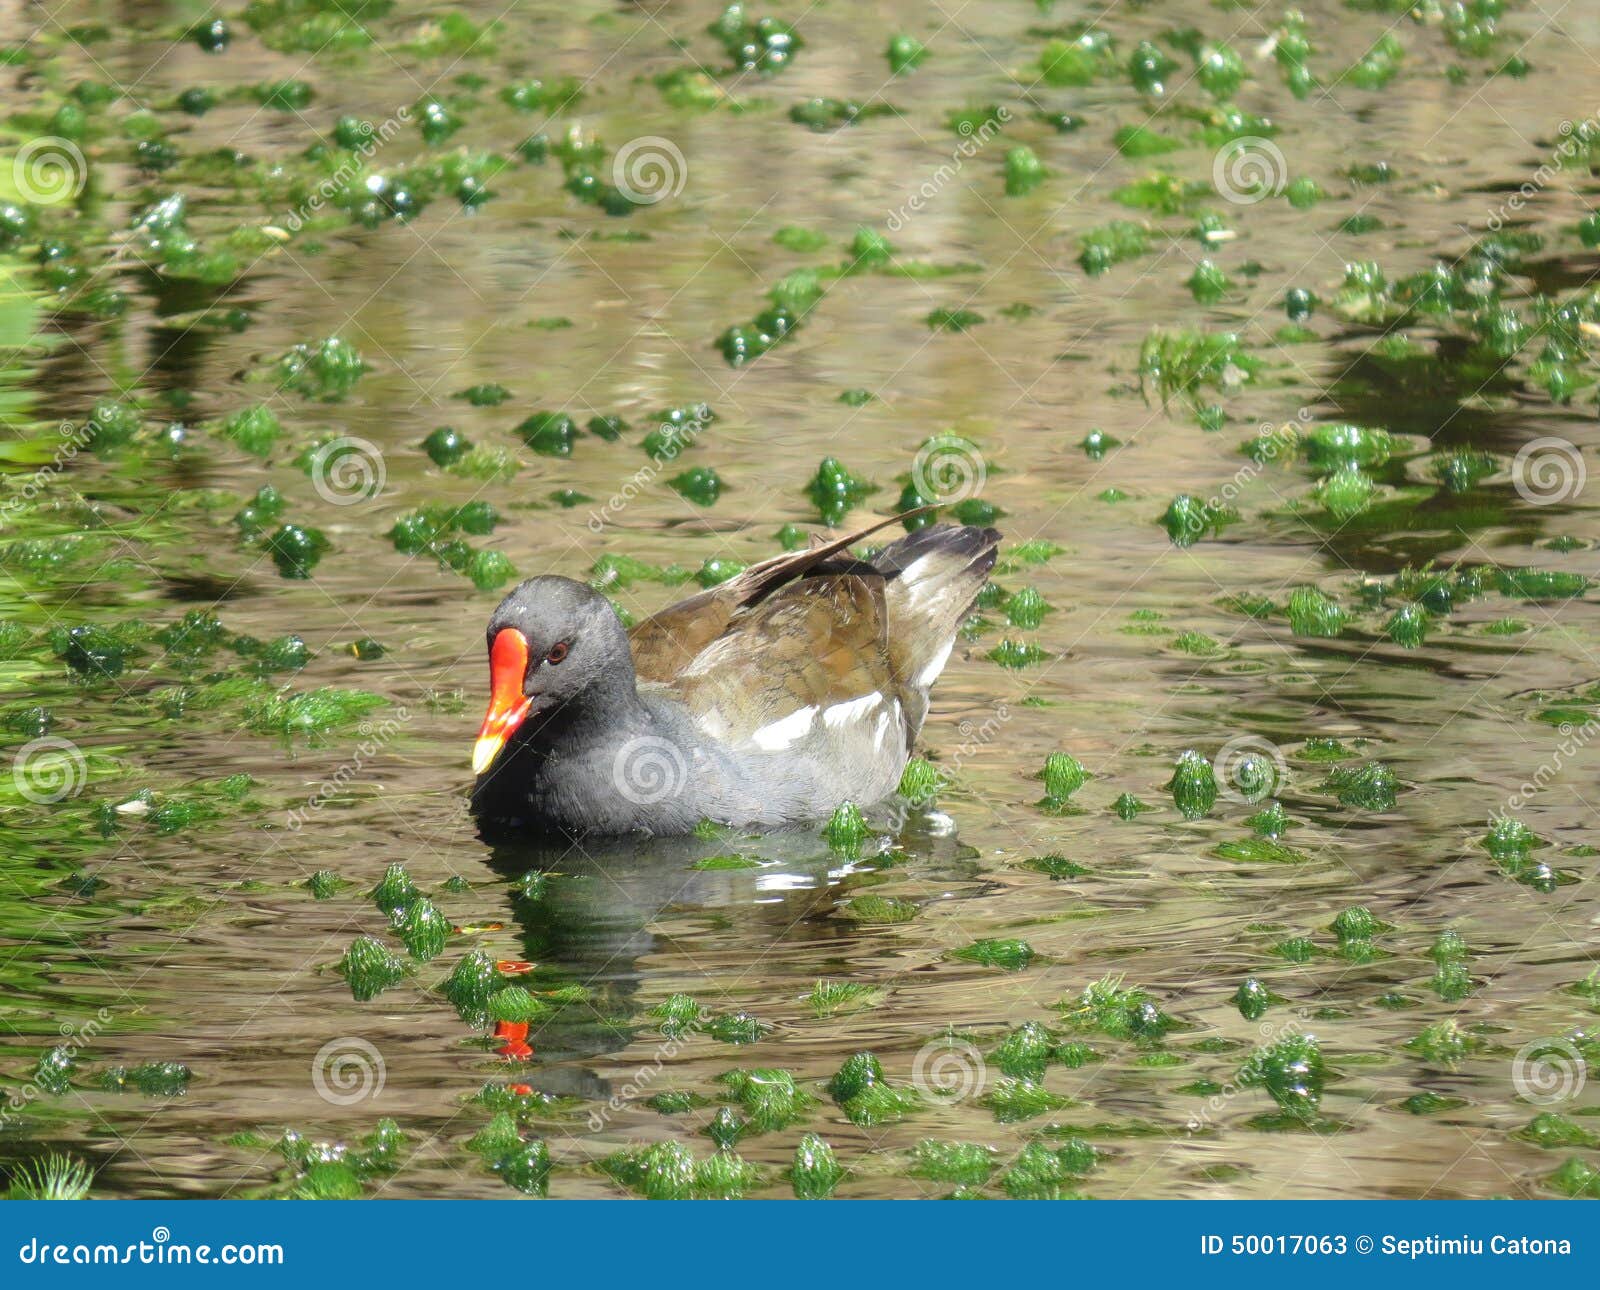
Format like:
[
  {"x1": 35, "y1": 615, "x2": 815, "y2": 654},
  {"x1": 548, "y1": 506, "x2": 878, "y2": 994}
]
[
  {"x1": 645, "y1": 574, "x2": 904, "y2": 749},
  {"x1": 627, "y1": 510, "x2": 923, "y2": 683}
]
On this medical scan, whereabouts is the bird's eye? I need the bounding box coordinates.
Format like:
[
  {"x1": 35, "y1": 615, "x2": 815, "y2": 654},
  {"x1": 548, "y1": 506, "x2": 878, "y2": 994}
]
[{"x1": 545, "y1": 641, "x2": 569, "y2": 665}]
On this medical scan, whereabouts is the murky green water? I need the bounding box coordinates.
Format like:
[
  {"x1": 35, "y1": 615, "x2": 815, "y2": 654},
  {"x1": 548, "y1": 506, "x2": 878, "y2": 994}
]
[{"x1": 1, "y1": 0, "x2": 1599, "y2": 1199}]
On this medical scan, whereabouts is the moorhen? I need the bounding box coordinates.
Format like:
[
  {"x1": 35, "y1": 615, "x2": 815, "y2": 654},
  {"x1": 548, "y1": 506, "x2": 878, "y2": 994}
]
[{"x1": 470, "y1": 515, "x2": 1000, "y2": 835}]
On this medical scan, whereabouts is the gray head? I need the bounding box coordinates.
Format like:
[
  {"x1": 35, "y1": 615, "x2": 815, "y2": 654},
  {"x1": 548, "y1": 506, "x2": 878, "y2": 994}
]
[{"x1": 471, "y1": 576, "x2": 634, "y2": 774}]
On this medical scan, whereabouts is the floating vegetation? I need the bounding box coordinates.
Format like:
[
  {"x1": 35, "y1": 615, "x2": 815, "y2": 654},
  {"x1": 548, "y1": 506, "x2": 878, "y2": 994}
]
[{"x1": 826, "y1": 1052, "x2": 920, "y2": 1126}]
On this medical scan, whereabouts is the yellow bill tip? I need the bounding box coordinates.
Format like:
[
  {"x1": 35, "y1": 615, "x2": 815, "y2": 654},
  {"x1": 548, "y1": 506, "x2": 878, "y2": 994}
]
[{"x1": 471, "y1": 735, "x2": 504, "y2": 776}]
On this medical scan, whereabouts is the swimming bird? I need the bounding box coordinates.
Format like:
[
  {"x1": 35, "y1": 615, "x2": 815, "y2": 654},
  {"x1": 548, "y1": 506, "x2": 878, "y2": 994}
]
[{"x1": 470, "y1": 515, "x2": 1000, "y2": 835}]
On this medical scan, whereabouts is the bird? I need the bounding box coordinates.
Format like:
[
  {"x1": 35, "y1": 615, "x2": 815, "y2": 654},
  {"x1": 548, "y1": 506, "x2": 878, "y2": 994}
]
[{"x1": 469, "y1": 514, "x2": 1000, "y2": 835}]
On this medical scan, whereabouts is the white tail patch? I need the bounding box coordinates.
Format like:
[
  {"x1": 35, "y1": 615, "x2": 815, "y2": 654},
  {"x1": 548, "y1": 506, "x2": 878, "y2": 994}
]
[{"x1": 915, "y1": 639, "x2": 954, "y2": 689}]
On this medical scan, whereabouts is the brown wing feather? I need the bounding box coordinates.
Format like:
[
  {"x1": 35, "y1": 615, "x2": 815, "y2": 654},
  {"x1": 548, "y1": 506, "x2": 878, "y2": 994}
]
[
  {"x1": 647, "y1": 575, "x2": 902, "y2": 747},
  {"x1": 627, "y1": 510, "x2": 923, "y2": 684}
]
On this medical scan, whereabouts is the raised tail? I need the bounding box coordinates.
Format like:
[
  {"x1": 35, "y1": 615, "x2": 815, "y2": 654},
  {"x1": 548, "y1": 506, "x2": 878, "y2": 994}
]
[{"x1": 872, "y1": 522, "x2": 1002, "y2": 738}]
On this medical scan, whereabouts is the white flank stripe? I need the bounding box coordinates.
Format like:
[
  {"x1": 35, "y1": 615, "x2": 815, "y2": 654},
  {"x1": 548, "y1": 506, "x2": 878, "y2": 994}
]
[
  {"x1": 750, "y1": 706, "x2": 816, "y2": 751},
  {"x1": 822, "y1": 693, "x2": 882, "y2": 729}
]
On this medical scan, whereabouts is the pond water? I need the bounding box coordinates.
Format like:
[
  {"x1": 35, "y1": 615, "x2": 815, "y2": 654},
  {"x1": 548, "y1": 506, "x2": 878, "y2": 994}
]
[{"x1": 1, "y1": 0, "x2": 1598, "y2": 1199}]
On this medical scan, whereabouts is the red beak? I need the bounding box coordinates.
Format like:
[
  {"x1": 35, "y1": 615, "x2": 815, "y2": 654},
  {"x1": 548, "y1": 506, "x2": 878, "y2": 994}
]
[{"x1": 472, "y1": 628, "x2": 533, "y2": 775}]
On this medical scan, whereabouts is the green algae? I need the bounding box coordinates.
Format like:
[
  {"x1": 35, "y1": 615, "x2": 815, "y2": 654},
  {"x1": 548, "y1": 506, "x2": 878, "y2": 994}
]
[
  {"x1": 827, "y1": 1051, "x2": 920, "y2": 1126},
  {"x1": 1285, "y1": 587, "x2": 1347, "y2": 637},
  {"x1": 999, "y1": 1139, "x2": 1095, "y2": 1198},
  {"x1": 840, "y1": 894, "x2": 917, "y2": 924},
  {"x1": 1238, "y1": 1034, "x2": 1324, "y2": 1119},
  {"x1": 1321, "y1": 761, "x2": 1398, "y2": 811},
  {"x1": 1021, "y1": 853, "x2": 1089, "y2": 880},
  {"x1": 789, "y1": 1133, "x2": 843, "y2": 1198},
  {"x1": 1166, "y1": 749, "x2": 1217, "y2": 819},
  {"x1": 99, "y1": 1061, "x2": 191, "y2": 1096},
  {"x1": 951, "y1": 938, "x2": 1035, "y2": 971},
  {"x1": 887, "y1": 33, "x2": 927, "y2": 75},
  {"x1": 1038, "y1": 750, "x2": 1089, "y2": 802},
  {"x1": 822, "y1": 799, "x2": 870, "y2": 853},
  {"x1": 907, "y1": 1139, "x2": 994, "y2": 1186},
  {"x1": 805, "y1": 980, "x2": 880, "y2": 1017},
  {"x1": 338, "y1": 935, "x2": 406, "y2": 1001},
  {"x1": 983, "y1": 1078, "x2": 1069, "y2": 1124}
]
